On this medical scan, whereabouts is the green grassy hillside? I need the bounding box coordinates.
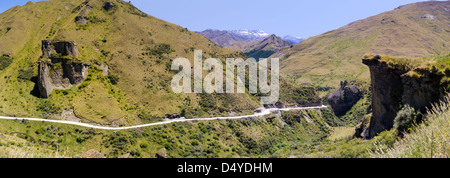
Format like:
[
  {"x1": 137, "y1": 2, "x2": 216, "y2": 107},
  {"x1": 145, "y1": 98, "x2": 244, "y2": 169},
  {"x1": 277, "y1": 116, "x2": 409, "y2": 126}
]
[
  {"x1": 0, "y1": 107, "x2": 390, "y2": 158},
  {"x1": 0, "y1": 0, "x2": 321, "y2": 126},
  {"x1": 0, "y1": 0, "x2": 321, "y2": 127},
  {"x1": 275, "y1": 1, "x2": 450, "y2": 96}
]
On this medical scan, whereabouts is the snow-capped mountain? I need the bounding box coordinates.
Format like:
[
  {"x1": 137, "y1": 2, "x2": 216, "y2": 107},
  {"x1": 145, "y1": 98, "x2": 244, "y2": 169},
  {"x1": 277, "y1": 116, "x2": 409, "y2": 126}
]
[
  {"x1": 197, "y1": 29, "x2": 294, "y2": 58},
  {"x1": 229, "y1": 29, "x2": 270, "y2": 41},
  {"x1": 196, "y1": 29, "x2": 304, "y2": 46},
  {"x1": 282, "y1": 36, "x2": 304, "y2": 44}
]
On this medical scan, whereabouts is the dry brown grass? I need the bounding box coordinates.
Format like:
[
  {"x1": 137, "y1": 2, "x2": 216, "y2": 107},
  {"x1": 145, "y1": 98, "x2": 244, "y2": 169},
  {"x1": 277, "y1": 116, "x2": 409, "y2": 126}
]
[{"x1": 0, "y1": 134, "x2": 67, "y2": 158}]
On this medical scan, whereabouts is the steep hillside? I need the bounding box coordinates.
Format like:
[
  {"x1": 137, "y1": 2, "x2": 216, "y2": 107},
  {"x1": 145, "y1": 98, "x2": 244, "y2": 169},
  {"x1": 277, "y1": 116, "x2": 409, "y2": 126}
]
[
  {"x1": 0, "y1": 0, "x2": 320, "y2": 127},
  {"x1": 275, "y1": 1, "x2": 450, "y2": 95},
  {"x1": 0, "y1": 0, "x2": 263, "y2": 126}
]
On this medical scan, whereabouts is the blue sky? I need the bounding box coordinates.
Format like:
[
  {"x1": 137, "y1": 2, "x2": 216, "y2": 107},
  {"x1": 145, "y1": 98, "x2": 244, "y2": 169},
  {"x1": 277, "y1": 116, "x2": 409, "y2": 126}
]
[{"x1": 0, "y1": 0, "x2": 438, "y2": 38}]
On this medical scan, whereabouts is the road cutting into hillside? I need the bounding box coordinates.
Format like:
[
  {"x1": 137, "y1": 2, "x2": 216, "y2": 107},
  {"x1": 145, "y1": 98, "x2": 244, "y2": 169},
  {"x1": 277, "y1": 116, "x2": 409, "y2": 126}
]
[{"x1": 0, "y1": 105, "x2": 327, "y2": 130}]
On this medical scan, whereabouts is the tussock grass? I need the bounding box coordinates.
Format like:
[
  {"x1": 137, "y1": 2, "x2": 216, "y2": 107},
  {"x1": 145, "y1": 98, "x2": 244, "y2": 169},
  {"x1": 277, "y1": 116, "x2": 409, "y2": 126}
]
[
  {"x1": 0, "y1": 134, "x2": 67, "y2": 158},
  {"x1": 371, "y1": 94, "x2": 450, "y2": 158}
]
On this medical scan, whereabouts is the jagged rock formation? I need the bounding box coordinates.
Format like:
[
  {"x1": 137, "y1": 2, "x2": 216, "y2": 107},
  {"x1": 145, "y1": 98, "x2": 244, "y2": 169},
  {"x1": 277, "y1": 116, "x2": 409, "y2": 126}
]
[
  {"x1": 38, "y1": 40, "x2": 89, "y2": 98},
  {"x1": 327, "y1": 81, "x2": 363, "y2": 116},
  {"x1": 355, "y1": 55, "x2": 449, "y2": 139},
  {"x1": 41, "y1": 40, "x2": 80, "y2": 58}
]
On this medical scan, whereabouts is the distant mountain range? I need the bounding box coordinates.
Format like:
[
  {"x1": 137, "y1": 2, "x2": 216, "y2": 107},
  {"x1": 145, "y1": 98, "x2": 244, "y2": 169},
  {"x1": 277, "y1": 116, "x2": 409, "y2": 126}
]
[
  {"x1": 229, "y1": 29, "x2": 270, "y2": 41},
  {"x1": 230, "y1": 34, "x2": 294, "y2": 59},
  {"x1": 196, "y1": 29, "x2": 250, "y2": 47},
  {"x1": 196, "y1": 29, "x2": 301, "y2": 58},
  {"x1": 196, "y1": 29, "x2": 303, "y2": 46},
  {"x1": 282, "y1": 35, "x2": 304, "y2": 44}
]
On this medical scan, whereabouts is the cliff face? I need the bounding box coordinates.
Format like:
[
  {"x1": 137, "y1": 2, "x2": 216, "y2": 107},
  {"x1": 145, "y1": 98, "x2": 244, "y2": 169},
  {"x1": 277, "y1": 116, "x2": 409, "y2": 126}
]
[
  {"x1": 402, "y1": 70, "x2": 446, "y2": 113},
  {"x1": 356, "y1": 55, "x2": 448, "y2": 139},
  {"x1": 38, "y1": 40, "x2": 89, "y2": 98}
]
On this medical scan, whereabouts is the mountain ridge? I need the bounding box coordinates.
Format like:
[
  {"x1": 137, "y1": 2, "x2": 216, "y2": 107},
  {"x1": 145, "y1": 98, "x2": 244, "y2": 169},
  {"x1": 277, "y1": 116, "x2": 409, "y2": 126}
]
[
  {"x1": 197, "y1": 29, "x2": 294, "y2": 58},
  {"x1": 232, "y1": 34, "x2": 293, "y2": 59},
  {"x1": 196, "y1": 29, "x2": 303, "y2": 46}
]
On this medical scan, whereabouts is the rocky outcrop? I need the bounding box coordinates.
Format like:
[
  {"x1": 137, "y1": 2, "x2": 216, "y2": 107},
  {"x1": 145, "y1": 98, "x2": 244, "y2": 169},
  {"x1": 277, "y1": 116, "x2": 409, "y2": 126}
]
[
  {"x1": 354, "y1": 114, "x2": 372, "y2": 139},
  {"x1": 327, "y1": 81, "x2": 363, "y2": 116},
  {"x1": 75, "y1": 3, "x2": 91, "y2": 25},
  {"x1": 37, "y1": 61, "x2": 53, "y2": 98},
  {"x1": 358, "y1": 57, "x2": 405, "y2": 139},
  {"x1": 355, "y1": 55, "x2": 449, "y2": 139},
  {"x1": 99, "y1": 63, "x2": 109, "y2": 76},
  {"x1": 75, "y1": 15, "x2": 89, "y2": 25},
  {"x1": 156, "y1": 148, "x2": 167, "y2": 158},
  {"x1": 103, "y1": 2, "x2": 115, "y2": 11},
  {"x1": 42, "y1": 40, "x2": 79, "y2": 58},
  {"x1": 38, "y1": 40, "x2": 89, "y2": 98}
]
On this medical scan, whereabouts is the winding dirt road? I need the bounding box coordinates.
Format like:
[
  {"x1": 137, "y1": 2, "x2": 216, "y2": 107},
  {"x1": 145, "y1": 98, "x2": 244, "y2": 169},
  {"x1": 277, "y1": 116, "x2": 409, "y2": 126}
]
[{"x1": 0, "y1": 105, "x2": 327, "y2": 130}]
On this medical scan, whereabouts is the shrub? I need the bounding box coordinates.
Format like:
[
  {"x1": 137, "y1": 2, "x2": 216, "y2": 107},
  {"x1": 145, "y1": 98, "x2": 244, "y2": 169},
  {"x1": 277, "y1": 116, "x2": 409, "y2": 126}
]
[
  {"x1": 108, "y1": 74, "x2": 120, "y2": 85},
  {"x1": 104, "y1": 131, "x2": 136, "y2": 157},
  {"x1": 76, "y1": 136, "x2": 87, "y2": 144},
  {"x1": 137, "y1": 110, "x2": 157, "y2": 123},
  {"x1": 78, "y1": 82, "x2": 89, "y2": 89},
  {"x1": 17, "y1": 68, "x2": 33, "y2": 82},
  {"x1": 142, "y1": 43, "x2": 175, "y2": 56},
  {"x1": 89, "y1": 16, "x2": 106, "y2": 24},
  {"x1": 393, "y1": 105, "x2": 421, "y2": 134},
  {"x1": 191, "y1": 140, "x2": 199, "y2": 146},
  {"x1": 140, "y1": 142, "x2": 149, "y2": 149},
  {"x1": 38, "y1": 101, "x2": 61, "y2": 114},
  {"x1": 199, "y1": 93, "x2": 217, "y2": 111},
  {"x1": 0, "y1": 55, "x2": 13, "y2": 70},
  {"x1": 130, "y1": 149, "x2": 141, "y2": 157}
]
